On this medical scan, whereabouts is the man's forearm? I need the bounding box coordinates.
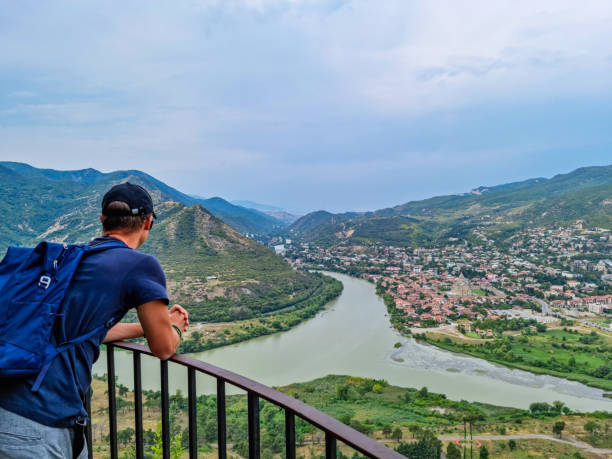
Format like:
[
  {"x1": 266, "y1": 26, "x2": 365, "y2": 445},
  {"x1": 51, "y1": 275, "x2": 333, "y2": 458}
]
[{"x1": 103, "y1": 322, "x2": 144, "y2": 343}]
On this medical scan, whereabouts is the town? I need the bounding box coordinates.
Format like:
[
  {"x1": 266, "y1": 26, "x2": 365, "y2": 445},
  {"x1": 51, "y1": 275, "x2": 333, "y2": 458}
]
[{"x1": 281, "y1": 223, "x2": 612, "y2": 334}]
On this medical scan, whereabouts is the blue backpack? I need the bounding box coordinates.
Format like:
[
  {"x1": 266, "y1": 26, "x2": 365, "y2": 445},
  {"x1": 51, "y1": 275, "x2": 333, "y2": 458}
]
[{"x1": 0, "y1": 239, "x2": 125, "y2": 391}]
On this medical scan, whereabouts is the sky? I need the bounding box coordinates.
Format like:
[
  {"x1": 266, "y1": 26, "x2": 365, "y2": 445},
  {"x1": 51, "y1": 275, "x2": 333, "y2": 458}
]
[{"x1": 1, "y1": 1, "x2": 611, "y2": 213}]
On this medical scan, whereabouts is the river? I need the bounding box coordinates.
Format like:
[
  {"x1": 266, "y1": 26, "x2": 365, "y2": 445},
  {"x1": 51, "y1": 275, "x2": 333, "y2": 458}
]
[{"x1": 94, "y1": 272, "x2": 612, "y2": 411}]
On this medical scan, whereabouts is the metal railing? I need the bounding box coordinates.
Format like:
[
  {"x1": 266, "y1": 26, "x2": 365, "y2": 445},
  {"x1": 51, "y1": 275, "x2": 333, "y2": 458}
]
[{"x1": 88, "y1": 341, "x2": 404, "y2": 459}]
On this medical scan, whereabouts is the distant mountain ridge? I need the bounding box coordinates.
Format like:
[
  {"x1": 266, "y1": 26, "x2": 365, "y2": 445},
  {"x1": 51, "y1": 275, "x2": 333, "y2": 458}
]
[
  {"x1": 231, "y1": 200, "x2": 301, "y2": 225},
  {"x1": 0, "y1": 162, "x2": 285, "y2": 234},
  {"x1": 288, "y1": 164, "x2": 612, "y2": 247}
]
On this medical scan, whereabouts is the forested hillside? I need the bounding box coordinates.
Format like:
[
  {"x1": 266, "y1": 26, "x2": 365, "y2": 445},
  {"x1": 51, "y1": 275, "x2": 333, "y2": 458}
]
[
  {"x1": 0, "y1": 162, "x2": 333, "y2": 321},
  {"x1": 288, "y1": 164, "x2": 612, "y2": 247},
  {"x1": 0, "y1": 162, "x2": 284, "y2": 235}
]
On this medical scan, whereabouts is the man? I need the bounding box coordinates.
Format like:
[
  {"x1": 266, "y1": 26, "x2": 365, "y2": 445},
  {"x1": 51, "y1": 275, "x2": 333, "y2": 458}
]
[{"x1": 0, "y1": 182, "x2": 188, "y2": 458}]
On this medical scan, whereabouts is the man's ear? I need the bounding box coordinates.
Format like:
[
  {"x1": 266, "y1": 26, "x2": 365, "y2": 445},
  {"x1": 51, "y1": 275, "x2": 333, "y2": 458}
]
[{"x1": 146, "y1": 215, "x2": 154, "y2": 231}]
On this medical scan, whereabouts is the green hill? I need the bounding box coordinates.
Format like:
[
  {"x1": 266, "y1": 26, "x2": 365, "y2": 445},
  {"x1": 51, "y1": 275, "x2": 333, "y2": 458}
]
[
  {"x1": 0, "y1": 162, "x2": 285, "y2": 235},
  {"x1": 288, "y1": 164, "x2": 612, "y2": 247},
  {"x1": 142, "y1": 203, "x2": 322, "y2": 321},
  {"x1": 0, "y1": 163, "x2": 330, "y2": 321}
]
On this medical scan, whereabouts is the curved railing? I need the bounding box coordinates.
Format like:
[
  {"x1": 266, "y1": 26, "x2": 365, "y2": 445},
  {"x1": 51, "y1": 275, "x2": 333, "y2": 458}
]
[{"x1": 91, "y1": 341, "x2": 405, "y2": 459}]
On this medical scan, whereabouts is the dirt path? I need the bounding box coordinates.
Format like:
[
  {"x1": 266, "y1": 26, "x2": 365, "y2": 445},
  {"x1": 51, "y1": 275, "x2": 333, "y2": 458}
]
[{"x1": 436, "y1": 433, "x2": 612, "y2": 456}]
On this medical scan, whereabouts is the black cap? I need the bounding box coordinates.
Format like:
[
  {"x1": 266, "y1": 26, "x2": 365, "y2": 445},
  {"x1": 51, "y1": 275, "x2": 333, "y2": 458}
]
[{"x1": 102, "y1": 182, "x2": 157, "y2": 218}]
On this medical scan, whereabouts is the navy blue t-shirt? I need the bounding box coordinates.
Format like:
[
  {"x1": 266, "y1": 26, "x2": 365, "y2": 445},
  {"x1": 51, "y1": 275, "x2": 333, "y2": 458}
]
[{"x1": 0, "y1": 236, "x2": 169, "y2": 427}]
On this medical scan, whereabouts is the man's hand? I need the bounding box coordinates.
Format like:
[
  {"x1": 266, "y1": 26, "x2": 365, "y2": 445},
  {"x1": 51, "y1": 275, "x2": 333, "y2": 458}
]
[
  {"x1": 104, "y1": 303, "x2": 189, "y2": 359},
  {"x1": 169, "y1": 304, "x2": 189, "y2": 331},
  {"x1": 137, "y1": 300, "x2": 186, "y2": 360}
]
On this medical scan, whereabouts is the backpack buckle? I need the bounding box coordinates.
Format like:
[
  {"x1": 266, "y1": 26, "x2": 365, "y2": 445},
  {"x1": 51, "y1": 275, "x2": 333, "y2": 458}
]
[{"x1": 39, "y1": 275, "x2": 52, "y2": 289}]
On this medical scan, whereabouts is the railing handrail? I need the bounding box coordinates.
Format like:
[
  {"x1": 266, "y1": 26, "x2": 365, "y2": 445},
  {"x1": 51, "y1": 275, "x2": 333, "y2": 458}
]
[{"x1": 111, "y1": 341, "x2": 404, "y2": 458}]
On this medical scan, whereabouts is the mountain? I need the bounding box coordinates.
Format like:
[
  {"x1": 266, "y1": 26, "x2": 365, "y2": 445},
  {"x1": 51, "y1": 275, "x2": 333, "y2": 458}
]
[
  {"x1": 0, "y1": 162, "x2": 283, "y2": 234},
  {"x1": 385, "y1": 165, "x2": 612, "y2": 218},
  {"x1": 0, "y1": 162, "x2": 323, "y2": 321},
  {"x1": 231, "y1": 200, "x2": 286, "y2": 213},
  {"x1": 232, "y1": 200, "x2": 301, "y2": 225},
  {"x1": 288, "y1": 164, "x2": 612, "y2": 247},
  {"x1": 191, "y1": 196, "x2": 284, "y2": 234}
]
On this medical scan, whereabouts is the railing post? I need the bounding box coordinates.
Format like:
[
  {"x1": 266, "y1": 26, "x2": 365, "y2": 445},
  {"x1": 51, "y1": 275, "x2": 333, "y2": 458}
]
[
  {"x1": 107, "y1": 344, "x2": 118, "y2": 459},
  {"x1": 285, "y1": 409, "x2": 296, "y2": 459},
  {"x1": 325, "y1": 432, "x2": 337, "y2": 459},
  {"x1": 216, "y1": 380, "x2": 227, "y2": 459},
  {"x1": 161, "y1": 360, "x2": 170, "y2": 459},
  {"x1": 110, "y1": 341, "x2": 404, "y2": 459},
  {"x1": 85, "y1": 387, "x2": 93, "y2": 459},
  {"x1": 133, "y1": 352, "x2": 144, "y2": 459},
  {"x1": 188, "y1": 368, "x2": 197, "y2": 459},
  {"x1": 248, "y1": 392, "x2": 260, "y2": 459}
]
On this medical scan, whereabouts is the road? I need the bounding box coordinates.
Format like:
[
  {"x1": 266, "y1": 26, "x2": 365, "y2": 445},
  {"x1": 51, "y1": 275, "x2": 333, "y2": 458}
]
[
  {"x1": 584, "y1": 320, "x2": 612, "y2": 332},
  {"x1": 534, "y1": 297, "x2": 577, "y2": 321},
  {"x1": 436, "y1": 433, "x2": 612, "y2": 457},
  {"x1": 534, "y1": 297, "x2": 552, "y2": 315},
  {"x1": 535, "y1": 297, "x2": 612, "y2": 333}
]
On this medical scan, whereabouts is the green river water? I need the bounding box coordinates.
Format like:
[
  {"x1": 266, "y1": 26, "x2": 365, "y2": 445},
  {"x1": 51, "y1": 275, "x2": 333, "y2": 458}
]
[{"x1": 94, "y1": 272, "x2": 612, "y2": 411}]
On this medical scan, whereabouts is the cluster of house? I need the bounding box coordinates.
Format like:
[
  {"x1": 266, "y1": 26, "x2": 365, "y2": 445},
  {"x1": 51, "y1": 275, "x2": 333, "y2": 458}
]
[
  {"x1": 285, "y1": 224, "x2": 612, "y2": 327},
  {"x1": 550, "y1": 295, "x2": 612, "y2": 314},
  {"x1": 366, "y1": 271, "x2": 509, "y2": 326}
]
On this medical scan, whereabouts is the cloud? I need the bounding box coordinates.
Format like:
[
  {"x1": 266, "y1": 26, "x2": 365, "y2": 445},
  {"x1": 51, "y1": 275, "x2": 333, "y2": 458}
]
[{"x1": 0, "y1": 0, "x2": 611, "y2": 211}]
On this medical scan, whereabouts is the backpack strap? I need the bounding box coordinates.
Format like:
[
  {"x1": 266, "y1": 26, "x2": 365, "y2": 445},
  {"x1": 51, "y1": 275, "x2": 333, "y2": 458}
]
[
  {"x1": 31, "y1": 240, "x2": 127, "y2": 391},
  {"x1": 32, "y1": 315, "x2": 121, "y2": 392},
  {"x1": 37, "y1": 243, "x2": 69, "y2": 289},
  {"x1": 84, "y1": 239, "x2": 127, "y2": 252}
]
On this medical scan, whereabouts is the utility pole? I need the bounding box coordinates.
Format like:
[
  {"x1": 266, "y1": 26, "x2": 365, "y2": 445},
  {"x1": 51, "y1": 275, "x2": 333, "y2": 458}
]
[
  {"x1": 469, "y1": 419, "x2": 473, "y2": 459},
  {"x1": 463, "y1": 419, "x2": 467, "y2": 459}
]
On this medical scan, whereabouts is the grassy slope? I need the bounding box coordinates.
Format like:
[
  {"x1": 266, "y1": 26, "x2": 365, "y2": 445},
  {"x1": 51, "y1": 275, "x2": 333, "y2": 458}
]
[{"x1": 89, "y1": 375, "x2": 612, "y2": 458}]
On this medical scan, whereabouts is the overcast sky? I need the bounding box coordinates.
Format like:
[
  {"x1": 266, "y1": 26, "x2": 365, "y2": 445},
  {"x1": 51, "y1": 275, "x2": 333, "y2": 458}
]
[{"x1": 1, "y1": 1, "x2": 611, "y2": 213}]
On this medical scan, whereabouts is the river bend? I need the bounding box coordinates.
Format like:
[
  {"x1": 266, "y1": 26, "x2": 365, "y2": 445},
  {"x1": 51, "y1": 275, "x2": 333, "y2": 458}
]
[{"x1": 95, "y1": 272, "x2": 612, "y2": 411}]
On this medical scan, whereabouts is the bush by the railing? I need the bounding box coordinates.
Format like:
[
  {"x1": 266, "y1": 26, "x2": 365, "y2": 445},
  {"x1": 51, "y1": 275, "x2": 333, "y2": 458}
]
[{"x1": 396, "y1": 429, "x2": 442, "y2": 458}]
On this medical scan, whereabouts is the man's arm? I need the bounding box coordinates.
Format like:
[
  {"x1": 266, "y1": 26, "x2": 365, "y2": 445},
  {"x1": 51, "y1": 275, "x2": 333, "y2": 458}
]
[
  {"x1": 136, "y1": 300, "x2": 187, "y2": 360},
  {"x1": 103, "y1": 323, "x2": 143, "y2": 343},
  {"x1": 104, "y1": 303, "x2": 189, "y2": 360}
]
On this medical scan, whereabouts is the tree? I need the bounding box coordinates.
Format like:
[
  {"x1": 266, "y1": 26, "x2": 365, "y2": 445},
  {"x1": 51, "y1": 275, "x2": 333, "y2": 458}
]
[
  {"x1": 391, "y1": 427, "x2": 403, "y2": 442},
  {"x1": 382, "y1": 424, "x2": 392, "y2": 438},
  {"x1": 584, "y1": 420, "x2": 600, "y2": 435},
  {"x1": 529, "y1": 402, "x2": 551, "y2": 415},
  {"x1": 150, "y1": 424, "x2": 184, "y2": 459},
  {"x1": 553, "y1": 421, "x2": 565, "y2": 438},
  {"x1": 446, "y1": 442, "x2": 462, "y2": 459},
  {"x1": 479, "y1": 444, "x2": 489, "y2": 459},
  {"x1": 552, "y1": 401, "x2": 565, "y2": 413},
  {"x1": 117, "y1": 427, "x2": 134, "y2": 446},
  {"x1": 408, "y1": 424, "x2": 421, "y2": 439},
  {"x1": 396, "y1": 430, "x2": 441, "y2": 459},
  {"x1": 508, "y1": 439, "x2": 517, "y2": 451}
]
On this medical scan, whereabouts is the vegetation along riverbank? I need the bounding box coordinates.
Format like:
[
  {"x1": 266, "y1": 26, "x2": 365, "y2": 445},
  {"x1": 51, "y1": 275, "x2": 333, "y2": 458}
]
[
  {"x1": 176, "y1": 272, "x2": 342, "y2": 353},
  {"x1": 89, "y1": 374, "x2": 612, "y2": 458},
  {"x1": 420, "y1": 324, "x2": 612, "y2": 393},
  {"x1": 374, "y1": 280, "x2": 612, "y2": 393}
]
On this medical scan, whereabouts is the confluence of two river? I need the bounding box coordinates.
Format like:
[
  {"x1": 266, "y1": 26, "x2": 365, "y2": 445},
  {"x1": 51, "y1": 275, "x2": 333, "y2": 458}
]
[{"x1": 95, "y1": 272, "x2": 612, "y2": 411}]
